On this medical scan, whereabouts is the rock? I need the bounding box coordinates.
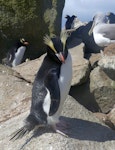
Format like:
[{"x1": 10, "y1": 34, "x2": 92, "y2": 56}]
[
  {"x1": 98, "y1": 44, "x2": 115, "y2": 80},
  {"x1": 105, "y1": 107, "x2": 115, "y2": 129},
  {"x1": 98, "y1": 55, "x2": 115, "y2": 80},
  {"x1": 69, "y1": 43, "x2": 90, "y2": 86},
  {"x1": 103, "y1": 44, "x2": 115, "y2": 56},
  {"x1": 90, "y1": 67, "x2": 115, "y2": 113},
  {"x1": 0, "y1": 65, "x2": 32, "y2": 123},
  {"x1": 94, "y1": 112, "x2": 107, "y2": 122},
  {"x1": 13, "y1": 54, "x2": 46, "y2": 83},
  {"x1": 69, "y1": 80, "x2": 101, "y2": 112},
  {"x1": 1, "y1": 96, "x2": 115, "y2": 150},
  {"x1": 0, "y1": 1, "x2": 65, "y2": 61},
  {"x1": 89, "y1": 53, "x2": 101, "y2": 69},
  {"x1": 93, "y1": 112, "x2": 115, "y2": 130}
]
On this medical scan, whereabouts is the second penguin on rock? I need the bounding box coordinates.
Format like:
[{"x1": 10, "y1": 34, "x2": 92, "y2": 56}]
[{"x1": 4, "y1": 38, "x2": 29, "y2": 67}]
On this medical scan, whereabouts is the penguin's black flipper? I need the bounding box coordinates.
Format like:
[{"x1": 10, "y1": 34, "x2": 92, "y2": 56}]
[
  {"x1": 6, "y1": 48, "x2": 16, "y2": 66},
  {"x1": 44, "y1": 68, "x2": 60, "y2": 116}
]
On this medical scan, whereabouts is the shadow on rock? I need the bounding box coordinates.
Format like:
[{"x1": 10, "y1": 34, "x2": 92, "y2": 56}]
[
  {"x1": 69, "y1": 80, "x2": 101, "y2": 112},
  {"x1": 22, "y1": 116, "x2": 115, "y2": 146},
  {"x1": 60, "y1": 116, "x2": 115, "y2": 142}
]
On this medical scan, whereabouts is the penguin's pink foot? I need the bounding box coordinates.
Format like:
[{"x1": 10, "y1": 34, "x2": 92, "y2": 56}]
[
  {"x1": 53, "y1": 120, "x2": 70, "y2": 137},
  {"x1": 56, "y1": 120, "x2": 70, "y2": 129}
]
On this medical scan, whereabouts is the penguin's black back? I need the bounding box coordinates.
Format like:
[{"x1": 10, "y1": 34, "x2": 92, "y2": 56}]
[
  {"x1": 8, "y1": 41, "x2": 25, "y2": 56},
  {"x1": 30, "y1": 55, "x2": 61, "y2": 124}
]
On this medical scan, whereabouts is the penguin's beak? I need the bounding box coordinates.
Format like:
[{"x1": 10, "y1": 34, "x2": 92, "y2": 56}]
[
  {"x1": 56, "y1": 52, "x2": 65, "y2": 63},
  {"x1": 24, "y1": 41, "x2": 29, "y2": 45}
]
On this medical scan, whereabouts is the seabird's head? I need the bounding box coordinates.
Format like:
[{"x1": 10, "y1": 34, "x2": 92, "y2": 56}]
[
  {"x1": 44, "y1": 31, "x2": 68, "y2": 64},
  {"x1": 88, "y1": 13, "x2": 108, "y2": 35}
]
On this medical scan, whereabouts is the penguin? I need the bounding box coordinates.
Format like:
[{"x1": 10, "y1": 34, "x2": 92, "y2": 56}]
[
  {"x1": 10, "y1": 31, "x2": 72, "y2": 140},
  {"x1": 65, "y1": 15, "x2": 77, "y2": 30},
  {"x1": 5, "y1": 38, "x2": 29, "y2": 67}
]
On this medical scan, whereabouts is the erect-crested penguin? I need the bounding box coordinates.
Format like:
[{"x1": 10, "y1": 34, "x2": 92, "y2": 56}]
[
  {"x1": 10, "y1": 31, "x2": 72, "y2": 140},
  {"x1": 65, "y1": 15, "x2": 77, "y2": 30},
  {"x1": 5, "y1": 38, "x2": 29, "y2": 67}
]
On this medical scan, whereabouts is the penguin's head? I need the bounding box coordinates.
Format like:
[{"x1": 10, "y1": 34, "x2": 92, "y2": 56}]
[
  {"x1": 65, "y1": 15, "x2": 70, "y2": 19},
  {"x1": 20, "y1": 38, "x2": 29, "y2": 46},
  {"x1": 71, "y1": 15, "x2": 77, "y2": 19},
  {"x1": 44, "y1": 31, "x2": 68, "y2": 64}
]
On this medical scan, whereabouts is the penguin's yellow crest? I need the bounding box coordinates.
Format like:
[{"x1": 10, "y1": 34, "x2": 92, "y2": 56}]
[
  {"x1": 60, "y1": 31, "x2": 68, "y2": 51},
  {"x1": 43, "y1": 31, "x2": 68, "y2": 53},
  {"x1": 20, "y1": 38, "x2": 25, "y2": 43},
  {"x1": 43, "y1": 35, "x2": 57, "y2": 53}
]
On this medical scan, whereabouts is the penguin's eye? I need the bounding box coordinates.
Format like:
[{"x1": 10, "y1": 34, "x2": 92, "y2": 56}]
[
  {"x1": 60, "y1": 31, "x2": 68, "y2": 51},
  {"x1": 43, "y1": 35, "x2": 57, "y2": 53}
]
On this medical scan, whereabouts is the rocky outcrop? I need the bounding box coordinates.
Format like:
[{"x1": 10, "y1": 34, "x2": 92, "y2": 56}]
[
  {"x1": 90, "y1": 67, "x2": 115, "y2": 113},
  {"x1": 0, "y1": 65, "x2": 32, "y2": 123},
  {"x1": 1, "y1": 93, "x2": 115, "y2": 150},
  {"x1": 98, "y1": 44, "x2": 115, "y2": 80},
  {"x1": 0, "y1": 0, "x2": 65, "y2": 61},
  {"x1": 69, "y1": 42, "x2": 90, "y2": 86},
  {"x1": 98, "y1": 55, "x2": 115, "y2": 80},
  {"x1": 89, "y1": 53, "x2": 101, "y2": 69},
  {"x1": 13, "y1": 54, "x2": 46, "y2": 83}
]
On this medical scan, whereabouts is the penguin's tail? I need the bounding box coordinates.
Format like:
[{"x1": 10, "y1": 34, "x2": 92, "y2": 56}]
[{"x1": 10, "y1": 114, "x2": 41, "y2": 140}]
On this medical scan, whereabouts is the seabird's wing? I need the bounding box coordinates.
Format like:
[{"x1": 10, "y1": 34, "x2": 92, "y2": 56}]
[
  {"x1": 97, "y1": 24, "x2": 115, "y2": 40},
  {"x1": 44, "y1": 68, "x2": 60, "y2": 116}
]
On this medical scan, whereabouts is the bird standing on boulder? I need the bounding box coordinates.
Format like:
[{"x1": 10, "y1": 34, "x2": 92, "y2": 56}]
[
  {"x1": 89, "y1": 12, "x2": 115, "y2": 47},
  {"x1": 10, "y1": 31, "x2": 72, "y2": 140},
  {"x1": 65, "y1": 15, "x2": 77, "y2": 30},
  {"x1": 4, "y1": 38, "x2": 29, "y2": 67}
]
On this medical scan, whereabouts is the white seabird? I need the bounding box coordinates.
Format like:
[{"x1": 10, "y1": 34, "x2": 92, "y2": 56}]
[{"x1": 89, "y1": 12, "x2": 115, "y2": 47}]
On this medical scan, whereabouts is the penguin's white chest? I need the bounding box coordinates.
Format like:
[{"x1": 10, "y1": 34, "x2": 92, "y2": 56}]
[
  {"x1": 47, "y1": 52, "x2": 72, "y2": 125},
  {"x1": 12, "y1": 46, "x2": 26, "y2": 67},
  {"x1": 58, "y1": 52, "x2": 72, "y2": 110}
]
